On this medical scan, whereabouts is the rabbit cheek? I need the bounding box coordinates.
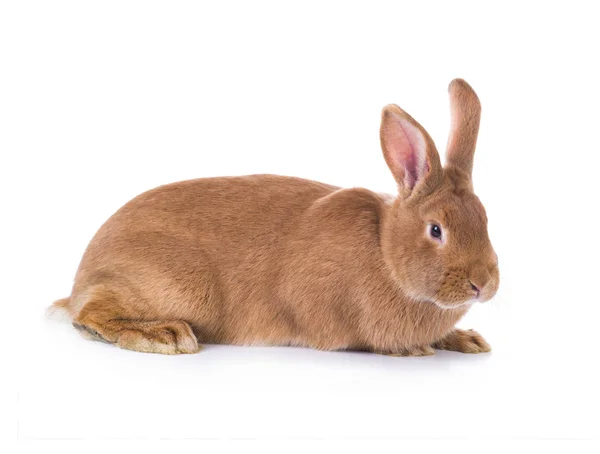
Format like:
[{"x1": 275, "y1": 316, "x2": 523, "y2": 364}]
[
  {"x1": 435, "y1": 269, "x2": 476, "y2": 308},
  {"x1": 396, "y1": 250, "x2": 444, "y2": 302}
]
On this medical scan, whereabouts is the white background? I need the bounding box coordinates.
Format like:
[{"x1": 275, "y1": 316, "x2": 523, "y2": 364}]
[{"x1": 2, "y1": 1, "x2": 599, "y2": 452}]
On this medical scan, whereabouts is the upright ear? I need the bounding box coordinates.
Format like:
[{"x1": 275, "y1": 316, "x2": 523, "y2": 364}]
[
  {"x1": 445, "y1": 78, "x2": 481, "y2": 176},
  {"x1": 380, "y1": 104, "x2": 442, "y2": 199}
]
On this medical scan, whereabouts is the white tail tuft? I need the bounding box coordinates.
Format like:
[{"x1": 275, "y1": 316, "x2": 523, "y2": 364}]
[{"x1": 46, "y1": 297, "x2": 73, "y2": 323}]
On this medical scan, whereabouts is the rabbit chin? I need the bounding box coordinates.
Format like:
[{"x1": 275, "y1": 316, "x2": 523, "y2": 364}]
[
  {"x1": 431, "y1": 299, "x2": 476, "y2": 310},
  {"x1": 406, "y1": 289, "x2": 476, "y2": 310}
]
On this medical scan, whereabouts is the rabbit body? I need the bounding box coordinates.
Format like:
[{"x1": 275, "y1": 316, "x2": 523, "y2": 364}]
[
  {"x1": 51, "y1": 79, "x2": 497, "y2": 356},
  {"x1": 66, "y1": 175, "x2": 466, "y2": 353}
]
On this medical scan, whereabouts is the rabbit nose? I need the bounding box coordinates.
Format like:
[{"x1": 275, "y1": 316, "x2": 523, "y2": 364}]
[
  {"x1": 469, "y1": 281, "x2": 480, "y2": 297},
  {"x1": 469, "y1": 264, "x2": 492, "y2": 298}
]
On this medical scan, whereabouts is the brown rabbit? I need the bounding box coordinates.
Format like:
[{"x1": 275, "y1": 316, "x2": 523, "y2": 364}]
[{"x1": 49, "y1": 79, "x2": 499, "y2": 356}]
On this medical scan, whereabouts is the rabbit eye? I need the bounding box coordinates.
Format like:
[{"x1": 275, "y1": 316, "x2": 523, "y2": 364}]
[{"x1": 429, "y1": 224, "x2": 442, "y2": 239}]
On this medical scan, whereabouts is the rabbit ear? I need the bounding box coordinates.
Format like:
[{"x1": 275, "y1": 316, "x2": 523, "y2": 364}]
[
  {"x1": 445, "y1": 79, "x2": 481, "y2": 176},
  {"x1": 380, "y1": 104, "x2": 442, "y2": 198}
]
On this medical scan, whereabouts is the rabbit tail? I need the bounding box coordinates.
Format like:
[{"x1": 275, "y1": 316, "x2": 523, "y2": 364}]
[{"x1": 46, "y1": 297, "x2": 74, "y2": 323}]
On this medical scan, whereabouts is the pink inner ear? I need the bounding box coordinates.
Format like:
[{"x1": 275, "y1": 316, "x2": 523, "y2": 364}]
[{"x1": 386, "y1": 115, "x2": 428, "y2": 189}]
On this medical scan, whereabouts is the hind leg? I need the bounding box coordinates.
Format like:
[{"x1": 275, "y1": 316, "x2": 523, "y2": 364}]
[{"x1": 72, "y1": 292, "x2": 200, "y2": 355}]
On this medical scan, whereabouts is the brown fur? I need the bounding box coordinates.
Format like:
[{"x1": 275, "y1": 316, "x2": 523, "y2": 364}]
[{"x1": 50, "y1": 79, "x2": 499, "y2": 356}]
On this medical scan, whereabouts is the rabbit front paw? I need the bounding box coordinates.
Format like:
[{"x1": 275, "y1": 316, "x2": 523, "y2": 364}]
[{"x1": 432, "y1": 328, "x2": 491, "y2": 354}]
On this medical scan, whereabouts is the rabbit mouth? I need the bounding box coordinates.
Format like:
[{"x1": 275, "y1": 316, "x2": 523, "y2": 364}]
[{"x1": 431, "y1": 284, "x2": 498, "y2": 308}]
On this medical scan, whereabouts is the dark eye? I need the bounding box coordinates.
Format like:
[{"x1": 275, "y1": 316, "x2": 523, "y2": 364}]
[{"x1": 430, "y1": 224, "x2": 442, "y2": 239}]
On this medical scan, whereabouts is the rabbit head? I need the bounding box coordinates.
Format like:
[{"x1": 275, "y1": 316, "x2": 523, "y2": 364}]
[{"x1": 380, "y1": 79, "x2": 499, "y2": 309}]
